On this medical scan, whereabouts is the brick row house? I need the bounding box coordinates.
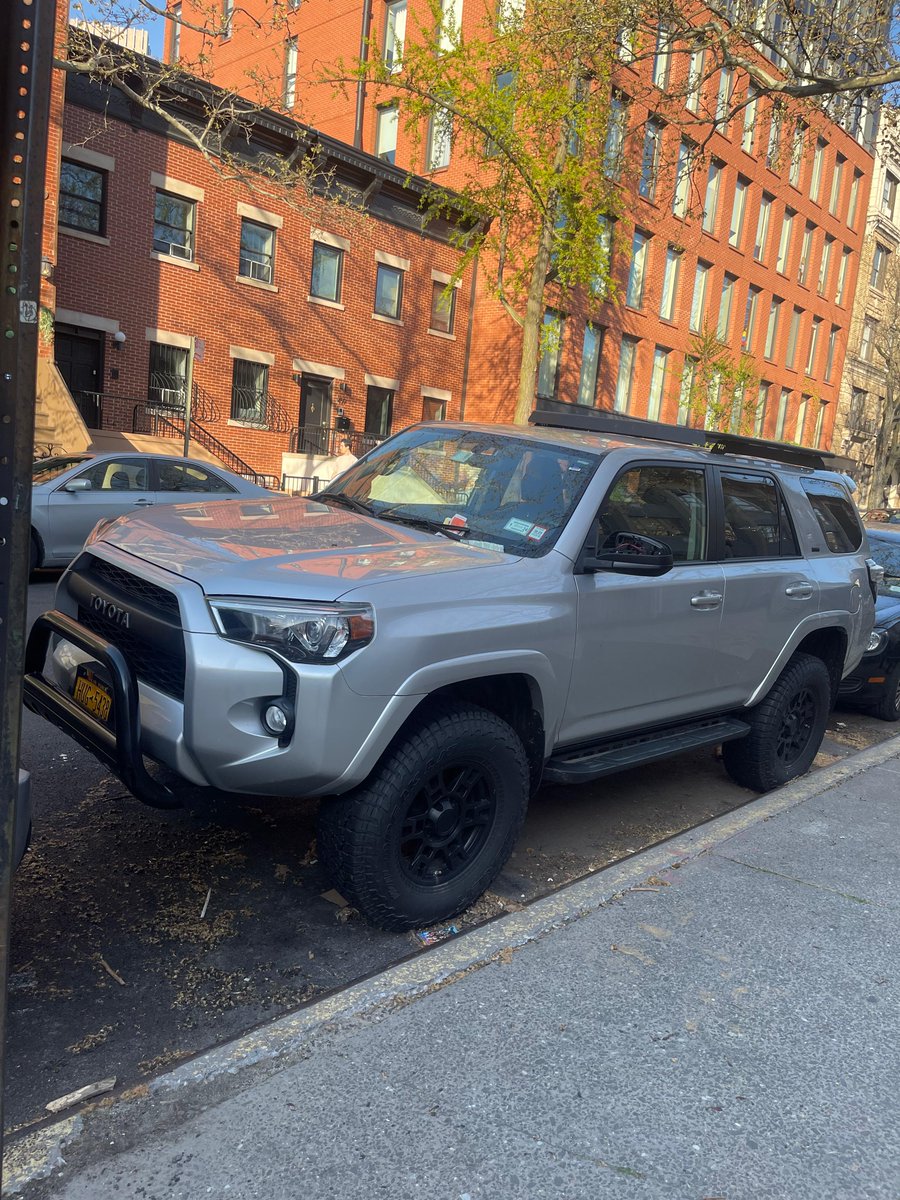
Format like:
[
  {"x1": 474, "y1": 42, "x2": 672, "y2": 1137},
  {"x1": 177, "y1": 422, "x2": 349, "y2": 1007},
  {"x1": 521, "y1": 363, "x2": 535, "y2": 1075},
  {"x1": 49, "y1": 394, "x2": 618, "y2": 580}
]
[{"x1": 166, "y1": 0, "x2": 877, "y2": 453}]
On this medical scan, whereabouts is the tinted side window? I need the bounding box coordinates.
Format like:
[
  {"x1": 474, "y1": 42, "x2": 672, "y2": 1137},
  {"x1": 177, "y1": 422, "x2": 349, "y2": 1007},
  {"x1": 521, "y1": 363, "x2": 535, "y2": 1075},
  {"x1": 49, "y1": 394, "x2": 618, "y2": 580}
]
[
  {"x1": 721, "y1": 471, "x2": 799, "y2": 558},
  {"x1": 156, "y1": 462, "x2": 237, "y2": 493},
  {"x1": 598, "y1": 465, "x2": 708, "y2": 562},
  {"x1": 801, "y1": 479, "x2": 863, "y2": 552},
  {"x1": 74, "y1": 459, "x2": 149, "y2": 491}
]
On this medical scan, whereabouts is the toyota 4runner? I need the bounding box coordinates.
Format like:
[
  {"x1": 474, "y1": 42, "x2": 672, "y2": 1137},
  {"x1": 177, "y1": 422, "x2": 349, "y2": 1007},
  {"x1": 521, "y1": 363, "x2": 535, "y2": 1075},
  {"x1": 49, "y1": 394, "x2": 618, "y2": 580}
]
[{"x1": 25, "y1": 409, "x2": 877, "y2": 929}]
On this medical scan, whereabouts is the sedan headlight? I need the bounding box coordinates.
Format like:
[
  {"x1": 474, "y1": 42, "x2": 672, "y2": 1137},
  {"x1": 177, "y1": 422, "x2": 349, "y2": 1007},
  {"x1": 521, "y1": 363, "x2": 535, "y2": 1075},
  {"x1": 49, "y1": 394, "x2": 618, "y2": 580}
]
[
  {"x1": 209, "y1": 598, "x2": 374, "y2": 663},
  {"x1": 866, "y1": 629, "x2": 889, "y2": 655}
]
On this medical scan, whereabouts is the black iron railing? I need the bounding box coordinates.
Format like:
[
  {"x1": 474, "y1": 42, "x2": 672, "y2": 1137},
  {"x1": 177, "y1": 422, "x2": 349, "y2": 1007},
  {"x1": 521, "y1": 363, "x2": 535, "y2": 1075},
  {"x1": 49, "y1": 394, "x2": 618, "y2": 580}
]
[
  {"x1": 132, "y1": 404, "x2": 275, "y2": 488},
  {"x1": 289, "y1": 426, "x2": 381, "y2": 457},
  {"x1": 281, "y1": 474, "x2": 322, "y2": 495}
]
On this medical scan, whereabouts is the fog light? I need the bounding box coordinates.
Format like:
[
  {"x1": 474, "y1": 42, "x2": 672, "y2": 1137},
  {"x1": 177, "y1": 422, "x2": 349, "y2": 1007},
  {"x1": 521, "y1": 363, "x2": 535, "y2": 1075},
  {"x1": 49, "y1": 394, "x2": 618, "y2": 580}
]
[{"x1": 262, "y1": 701, "x2": 291, "y2": 737}]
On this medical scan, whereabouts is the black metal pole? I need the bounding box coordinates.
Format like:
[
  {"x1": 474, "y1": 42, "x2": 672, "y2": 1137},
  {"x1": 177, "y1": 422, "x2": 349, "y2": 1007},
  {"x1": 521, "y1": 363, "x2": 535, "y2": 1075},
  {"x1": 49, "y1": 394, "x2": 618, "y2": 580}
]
[{"x1": 0, "y1": 0, "x2": 57, "y2": 1171}]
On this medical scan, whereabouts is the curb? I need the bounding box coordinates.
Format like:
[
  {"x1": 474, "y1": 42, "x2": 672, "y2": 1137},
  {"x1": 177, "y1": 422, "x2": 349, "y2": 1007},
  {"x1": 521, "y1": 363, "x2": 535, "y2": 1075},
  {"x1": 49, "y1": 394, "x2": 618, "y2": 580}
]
[{"x1": 6, "y1": 733, "x2": 900, "y2": 1193}]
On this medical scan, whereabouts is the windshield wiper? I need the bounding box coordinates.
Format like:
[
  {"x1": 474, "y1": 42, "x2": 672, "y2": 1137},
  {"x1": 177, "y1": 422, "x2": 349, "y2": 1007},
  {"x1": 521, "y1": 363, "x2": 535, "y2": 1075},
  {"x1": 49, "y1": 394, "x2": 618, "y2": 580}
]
[
  {"x1": 375, "y1": 506, "x2": 471, "y2": 541},
  {"x1": 315, "y1": 491, "x2": 374, "y2": 516}
]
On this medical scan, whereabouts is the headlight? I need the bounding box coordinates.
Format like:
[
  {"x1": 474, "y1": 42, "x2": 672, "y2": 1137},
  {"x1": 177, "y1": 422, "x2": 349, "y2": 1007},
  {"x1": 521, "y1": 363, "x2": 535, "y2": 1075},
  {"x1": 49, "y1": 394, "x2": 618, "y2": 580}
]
[
  {"x1": 866, "y1": 629, "x2": 888, "y2": 654},
  {"x1": 208, "y1": 598, "x2": 374, "y2": 663}
]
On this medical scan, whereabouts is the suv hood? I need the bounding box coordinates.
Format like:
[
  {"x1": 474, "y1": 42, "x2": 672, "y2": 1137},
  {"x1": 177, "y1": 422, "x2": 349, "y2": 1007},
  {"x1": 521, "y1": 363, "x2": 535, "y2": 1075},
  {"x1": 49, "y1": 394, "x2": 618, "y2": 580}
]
[{"x1": 96, "y1": 496, "x2": 511, "y2": 599}]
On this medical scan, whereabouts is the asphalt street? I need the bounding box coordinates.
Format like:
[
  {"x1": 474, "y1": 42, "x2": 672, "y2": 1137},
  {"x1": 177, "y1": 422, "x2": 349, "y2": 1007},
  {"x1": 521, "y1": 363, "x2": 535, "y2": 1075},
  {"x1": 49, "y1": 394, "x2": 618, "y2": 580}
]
[{"x1": 7, "y1": 573, "x2": 896, "y2": 1135}]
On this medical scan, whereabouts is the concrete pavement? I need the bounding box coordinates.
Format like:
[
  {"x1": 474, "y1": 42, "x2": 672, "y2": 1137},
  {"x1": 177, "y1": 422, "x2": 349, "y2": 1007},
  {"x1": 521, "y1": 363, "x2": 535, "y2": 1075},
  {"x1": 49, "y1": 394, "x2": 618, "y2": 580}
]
[{"x1": 7, "y1": 735, "x2": 900, "y2": 1199}]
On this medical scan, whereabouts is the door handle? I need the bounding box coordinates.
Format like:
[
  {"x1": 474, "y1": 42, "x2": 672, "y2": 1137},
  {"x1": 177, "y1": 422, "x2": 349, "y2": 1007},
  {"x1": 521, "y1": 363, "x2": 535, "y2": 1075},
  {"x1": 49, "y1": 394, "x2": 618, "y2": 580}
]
[
  {"x1": 785, "y1": 582, "x2": 813, "y2": 599},
  {"x1": 132, "y1": 499, "x2": 154, "y2": 506},
  {"x1": 690, "y1": 591, "x2": 723, "y2": 609}
]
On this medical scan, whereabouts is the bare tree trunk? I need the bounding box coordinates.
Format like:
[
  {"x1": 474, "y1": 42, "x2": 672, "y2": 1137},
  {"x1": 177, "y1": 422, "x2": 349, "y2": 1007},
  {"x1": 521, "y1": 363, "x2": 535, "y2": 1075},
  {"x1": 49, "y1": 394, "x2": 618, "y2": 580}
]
[{"x1": 869, "y1": 386, "x2": 900, "y2": 506}]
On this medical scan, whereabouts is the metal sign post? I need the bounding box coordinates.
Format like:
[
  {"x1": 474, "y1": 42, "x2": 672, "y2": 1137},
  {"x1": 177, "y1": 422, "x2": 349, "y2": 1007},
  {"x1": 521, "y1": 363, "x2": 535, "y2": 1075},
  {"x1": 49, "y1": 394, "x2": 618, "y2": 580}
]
[{"x1": 0, "y1": 0, "x2": 57, "y2": 1168}]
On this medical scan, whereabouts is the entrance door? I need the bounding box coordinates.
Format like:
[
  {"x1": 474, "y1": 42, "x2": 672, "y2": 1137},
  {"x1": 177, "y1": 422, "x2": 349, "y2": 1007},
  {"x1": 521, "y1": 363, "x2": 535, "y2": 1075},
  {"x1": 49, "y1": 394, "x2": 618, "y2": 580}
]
[
  {"x1": 55, "y1": 325, "x2": 104, "y2": 427},
  {"x1": 298, "y1": 376, "x2": 333, "y2": 454}
]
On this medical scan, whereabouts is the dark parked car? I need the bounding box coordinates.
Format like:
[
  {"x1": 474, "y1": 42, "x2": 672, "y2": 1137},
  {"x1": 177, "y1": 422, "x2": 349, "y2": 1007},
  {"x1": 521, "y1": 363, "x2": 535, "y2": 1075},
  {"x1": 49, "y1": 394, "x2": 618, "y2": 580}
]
[{"x1": 839, "y1": 525, "x2": 900, "y2": 721}]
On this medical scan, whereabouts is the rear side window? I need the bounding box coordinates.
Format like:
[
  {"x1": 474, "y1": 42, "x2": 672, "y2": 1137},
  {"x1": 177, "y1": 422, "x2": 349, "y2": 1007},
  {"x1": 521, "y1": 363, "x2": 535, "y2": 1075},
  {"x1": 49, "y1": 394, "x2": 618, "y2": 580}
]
[
  {"x1": 598, "y1": 465, "x2": 708, "y2": 562},
  {"x1": 801, "y1": 478, "x2": 863, "y2": 552},
  {"x1": 721, "y1": 471, "x2": 799, "y2": 558}
]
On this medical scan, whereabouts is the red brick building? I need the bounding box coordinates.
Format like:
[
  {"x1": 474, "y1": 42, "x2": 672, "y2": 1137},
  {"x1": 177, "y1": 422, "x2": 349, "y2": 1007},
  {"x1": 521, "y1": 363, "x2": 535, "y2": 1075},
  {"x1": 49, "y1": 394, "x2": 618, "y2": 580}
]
[
  {"x1": 46, "y1": 66, "x2": 476, "y2": 481},
  {"x1": 169, "y1": 0, "x2": 876, "y2": 450}
]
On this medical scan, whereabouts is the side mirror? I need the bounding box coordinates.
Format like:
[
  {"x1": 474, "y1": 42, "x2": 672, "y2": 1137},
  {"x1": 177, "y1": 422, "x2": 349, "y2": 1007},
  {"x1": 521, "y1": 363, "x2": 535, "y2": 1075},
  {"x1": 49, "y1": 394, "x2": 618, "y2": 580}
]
[
  {"x1": 579, "y1": 530, "x2": 674, "y2": 577},
  {"x1": 63, "y1": 478, "x2": 93, "y2": 493}
]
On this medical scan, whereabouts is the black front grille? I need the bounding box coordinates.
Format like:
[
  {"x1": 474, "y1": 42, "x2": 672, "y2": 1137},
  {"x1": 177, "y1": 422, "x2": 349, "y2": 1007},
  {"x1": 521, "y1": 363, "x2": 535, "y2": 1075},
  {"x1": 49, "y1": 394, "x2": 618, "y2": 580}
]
[{"x1": 68, "y1": 556, "x2": 186, "y2": 700}]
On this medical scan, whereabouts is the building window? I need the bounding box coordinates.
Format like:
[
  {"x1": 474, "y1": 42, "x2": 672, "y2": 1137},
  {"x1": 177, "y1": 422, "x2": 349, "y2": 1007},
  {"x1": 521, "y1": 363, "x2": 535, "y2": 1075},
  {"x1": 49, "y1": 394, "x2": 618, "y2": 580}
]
[
  {"x1": 775, "y1": 387, "x2": 789, "y2": 439},
  {"x1": 311, "y1": 241, "x2": 344, "y2": 302},
  {"x1": 689, "y1": 260, "x2": 711, "y2": 332},
  {"x1": 437, "y1": 0, "x2": 462, "y2": 51},
  {"x1": 717, "y1": 274, "x2": 736, "y2": 342},
  {"x1": 660, "y1": 246, "x2": 681, "y2": 321},
  {"x1": 870, "y1": 243, "x2": 889, "y2": 291},
  {"x1": 860, "y1": 316, "x2": 878, "y2": 362},
  {"x1": 715, "y1": 68, "x2": 732, "y2": 129},
  {"x1": 678, "y1": 357, "x2": 696, "y2": 425},
  {"x1": 284, "y1": 38, "x2": 298, "y2": 108},
  {"x1": 728, "y1": 177, "x2": 748, "y2": 248},
  {"x1": 785, "y1": 306, "x2": 803, "y2": 369},
  {"x1": 835, "y1": 248, "x2": 852, "y2": 305},
  {"x1": 742, "y1": 285, "x2": 760, "y2": 352},
  {"x1": 882, "y1": 172, "x2": 898, "y2": 220},
  {"x1": 170, "y1": 2, "x2": 181, "y2": 61},
  {"x1": 828, "y1": 154, "x2": 845, "y2": 217},
  {"x1": 685, "y1": 49, "x2": 704, "y2": 113},
  {"x1": 652, "y1": 24, "x2": 671, "y2": 89},
  {"x1": 849, "y1": 387, "x2": 866, "y2": 426},
  {"x1": 590, "y1": 214, "x2": 613, "y2": 299},
  {"x1": 798, "y1": 223, "x2": 814, "y2": 286},
  {"x1": 486, "y1": 68, "x2": 516, "y2": 157},
  {"x1": 148, "y1": 342, "x2": 188, "y2": 411},
  {"x1": 754, "y1": 382, "x2": 769, "y2": 437},
  {"x1": 824, "y1": 325, "x2": 839, "y2": 382},
  {"x1": 794, "y1": 395, "x2": 808, "y2": 442},
  {"x1": 810, "y1": 139, "x2": 826, "y2": 202},
  {"x1": 577, "y1": 323, "x2": 602, "y2": 406},
  {"x1": 673, "y1": 139, "x2": 693, "y2": 219},
  {"x1": 626, "y1": 231, "x2": 649, "y2": 308},
  {"x1": 222, "y1": 0, "x2": 233, "y2": 37},
  {"x1": 238, "y1": 219, "x2": 275, "y2": 283},
  {"x1": 422, "y1": 395, "x2": 446, "y2": 421},
  {"x1": 615, "y1": 24, "x2": 636, "y2": 62},
  {"x1": 59, "y1": 160, "x2": 106, "y2": 235},
  {"x1": 775, "y1": 209, "x2": 794, "y2": 274},
  {"x1": 384, "y1": 0, "x2": 406, "y2": 72},
  {"x1": 639, "y1": 119, "x2": 663, "y2": 201},
  {"x1": 615, "y1": 336, "x2": 637, "y2": 413},
  {"x1": 766, "y1": 107, "x2": 782, "y2": 171},
  {"x1": 753, "y1": 193, "x2": 772, "y2": 261},
  {"x1": 789, "y1": 122, "x2": 805, "y2": 186},
  {"x1": 741, "y1": 86, "x2": 757, "y2": 153},
  {"x1": 374, "y1": 262, "x2": 404, "y2": 319},
  {"x1": 806, "y1": 317, "x2": 821, "y2": 375},
  {"x1": 430, "y1": 279, "x2": 456, "y2": 334},
  {"x1": 537, "y1": 309, "x2": 563, "y2": 399},
  {"x1": 496, "y1": 0, "x2": 525, "y2": 32},
  {"x1": 764, "y1": 297, "x2": 781, "y2": 360},
  {"x1": 701, "y1": 161, "x2": 722, "y2": 234},
  {"x1": 426, "y1": 105, "x2": 453, "y2": 170},
  {"x1": 603, "y1": 94, "x2": 627, "y2": 180},
  {"x1": 365, "y1": 385, "x2": 394, "y2": 437},
  {"x1": 818, "y1": 235, "x2": 833, "y2": 295},
  {"x1": 231, "y1": 359, "x2": 269, "y2": 425},
  {"x1": 813, "y1": 402, "x2": 825, "y2": 447},
  {"x1": 153, "y1": 191, "x2": 195, "y2": 260},
  {"x1": 648, "y1": 346, "x2": 669, "y2": 420},
  {"x1": 848, "y1": 170, "x2": 862, "y2": 228},
  {"x1": 375, "y1": 104, "x2": 399, "y2": 164}
]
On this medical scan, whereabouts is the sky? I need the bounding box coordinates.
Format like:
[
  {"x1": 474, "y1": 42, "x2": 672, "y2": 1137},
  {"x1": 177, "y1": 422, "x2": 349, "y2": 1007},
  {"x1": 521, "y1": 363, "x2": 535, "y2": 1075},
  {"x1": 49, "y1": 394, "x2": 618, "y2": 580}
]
[{"x1": 69, "y1": 0, "x2": 165, "y2": 58}]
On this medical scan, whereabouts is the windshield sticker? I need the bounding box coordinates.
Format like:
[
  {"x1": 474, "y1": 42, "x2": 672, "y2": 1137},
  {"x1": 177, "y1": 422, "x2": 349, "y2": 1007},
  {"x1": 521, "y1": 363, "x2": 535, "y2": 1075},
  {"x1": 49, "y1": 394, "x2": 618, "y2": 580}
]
[
  {"x1": 451, "y1": 450, "x2": 473, "y2": 463},
  {"x1": 504, "y1": 517, "x2": 534, "y2": 536},
  {"x1": 468, "y1": 539, "x2": 505, "y2": 552},
  {"x1": 446, "y1": 513, "x2": 468, "y2": 528},
  {"x1": 527, "y1": 525, "x2": 548, "y2": 541}
]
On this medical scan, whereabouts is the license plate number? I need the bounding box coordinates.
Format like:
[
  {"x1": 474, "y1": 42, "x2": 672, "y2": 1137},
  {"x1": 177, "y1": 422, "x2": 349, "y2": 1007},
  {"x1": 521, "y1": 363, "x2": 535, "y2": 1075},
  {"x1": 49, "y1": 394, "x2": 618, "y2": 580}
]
[{"x1": 73, "y1": 671, "x2": 113, "y2": 725}]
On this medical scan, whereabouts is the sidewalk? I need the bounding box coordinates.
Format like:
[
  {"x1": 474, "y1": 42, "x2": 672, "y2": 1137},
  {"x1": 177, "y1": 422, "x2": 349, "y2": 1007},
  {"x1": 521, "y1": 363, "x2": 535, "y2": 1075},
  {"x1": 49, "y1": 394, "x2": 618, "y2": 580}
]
[{"x1": 8, "y1": 737, "x2": 900, "y2": 1199}]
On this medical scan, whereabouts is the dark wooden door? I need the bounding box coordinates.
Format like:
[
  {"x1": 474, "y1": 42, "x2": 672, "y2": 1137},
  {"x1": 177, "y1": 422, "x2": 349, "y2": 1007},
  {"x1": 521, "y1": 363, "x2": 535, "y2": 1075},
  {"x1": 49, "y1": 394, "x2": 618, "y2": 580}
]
[{"x1": 55, "y1": 326, "x2": 103, "y2": 426}]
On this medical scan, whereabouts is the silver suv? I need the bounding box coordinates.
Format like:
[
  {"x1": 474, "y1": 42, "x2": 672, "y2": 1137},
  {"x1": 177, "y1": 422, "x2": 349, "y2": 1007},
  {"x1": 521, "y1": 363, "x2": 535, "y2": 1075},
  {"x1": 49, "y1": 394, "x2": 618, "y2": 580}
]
[{"x1": 25, "y1": 410, "x2": 876, "y2": 929}]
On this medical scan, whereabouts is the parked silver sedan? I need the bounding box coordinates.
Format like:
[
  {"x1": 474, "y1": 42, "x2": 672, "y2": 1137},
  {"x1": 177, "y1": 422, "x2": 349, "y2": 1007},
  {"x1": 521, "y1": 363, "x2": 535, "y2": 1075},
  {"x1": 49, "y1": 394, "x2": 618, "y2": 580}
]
[{"x1": 31, "y1": 452, "x2": 273, "y2": 570}]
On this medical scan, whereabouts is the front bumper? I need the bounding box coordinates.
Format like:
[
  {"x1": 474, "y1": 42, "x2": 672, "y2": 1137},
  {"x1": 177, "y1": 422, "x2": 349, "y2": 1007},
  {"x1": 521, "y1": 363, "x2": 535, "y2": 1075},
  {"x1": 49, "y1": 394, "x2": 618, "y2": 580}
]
[{"x1": 837, "y1": 649, "x2": 900, "y2": 707}]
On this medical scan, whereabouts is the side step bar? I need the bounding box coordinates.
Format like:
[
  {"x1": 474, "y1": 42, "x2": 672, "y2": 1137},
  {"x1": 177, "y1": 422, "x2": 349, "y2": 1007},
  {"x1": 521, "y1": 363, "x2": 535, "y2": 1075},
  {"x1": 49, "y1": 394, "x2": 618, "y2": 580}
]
[{"x1": 544, "y1": 716, "x2": 751, "y2": 786}]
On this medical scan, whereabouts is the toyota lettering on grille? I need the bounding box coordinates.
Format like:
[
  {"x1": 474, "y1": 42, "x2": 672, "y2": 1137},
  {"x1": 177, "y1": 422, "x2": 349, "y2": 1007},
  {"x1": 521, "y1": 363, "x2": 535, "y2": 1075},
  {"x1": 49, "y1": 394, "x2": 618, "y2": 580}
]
[{"x1": 89, "y1": 592, "x2": 131, "y2": 629}]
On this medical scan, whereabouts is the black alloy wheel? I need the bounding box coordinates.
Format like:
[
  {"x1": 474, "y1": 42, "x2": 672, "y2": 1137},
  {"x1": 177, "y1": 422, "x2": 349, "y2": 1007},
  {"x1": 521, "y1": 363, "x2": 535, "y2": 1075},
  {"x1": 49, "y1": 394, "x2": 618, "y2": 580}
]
[{"x1": 399, "y1": 765, "x2": 497, "y2": 885}]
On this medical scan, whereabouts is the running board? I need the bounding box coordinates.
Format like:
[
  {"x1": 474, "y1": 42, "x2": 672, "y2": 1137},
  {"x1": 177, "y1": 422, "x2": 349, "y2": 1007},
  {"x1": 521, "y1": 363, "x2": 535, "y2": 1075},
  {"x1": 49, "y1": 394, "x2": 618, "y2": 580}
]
[{"x1": 544, "y1": 717, "x2": 751, "y2": 785}]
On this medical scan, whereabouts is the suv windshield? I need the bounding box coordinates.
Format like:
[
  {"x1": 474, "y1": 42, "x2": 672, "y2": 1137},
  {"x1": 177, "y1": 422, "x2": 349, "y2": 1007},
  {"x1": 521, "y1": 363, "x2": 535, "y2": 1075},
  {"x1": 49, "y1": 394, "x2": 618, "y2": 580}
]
[{"x1": 318, "y1": 427, "x2": 600, "y2": 556}]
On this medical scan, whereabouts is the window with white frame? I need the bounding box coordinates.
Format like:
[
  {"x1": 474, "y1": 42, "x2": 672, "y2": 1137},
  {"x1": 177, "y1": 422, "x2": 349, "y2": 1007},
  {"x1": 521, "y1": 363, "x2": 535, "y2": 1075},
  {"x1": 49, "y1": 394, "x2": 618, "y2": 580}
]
[
  {"x1": 375, "y1": 104, "x2": 399, "y2": 163},
  {"x1": 426, "y1": 104, "x2": 453, "y2": 170},
  {"x1": 422, "y1": 395, "x2": 447, "y2": 421},
  {"x1": 648, "y1": 346, "x2": 669, "y2": 420},
  {"x1": 824, "y1": 325, "x2": 838, "y2": 382},
  {"x1": 860, "y1": 316, "x2": 878, "y2": 362},
  {"x1": 153, "y1": 191, "x2": 195, "y2": 260},
  {"x1": 231, "y1": 358, "x2": 269, "y2": 424},
  {"x1": 577, "y1": 323, "x2": 602, "y2": 406},
  {"x1": 660, "y1": 246, "x2": 681, "y2": 321},
  {"x1": 764, "y1": 297, "x2": 781, "y2": 360},
  {"x1": 170, "y1": 2, "x2": 181, "y2": 60},
  {"x1": 806, "y1": 317, "x2": 821, "y2": 374},
  {"x1": 741, "y1": 86, "x2": 757, "y2": 152},
  {"x1": 813, "y1": 401, "x2": 825, "y2": 447},
  {"x1": 798, "y1": 223, "x2": 814, "y2": 285},
  {"x1": 615, "y1": 336, "x2": 638, "y2": 413},
  {"x1": 828, "y1": 154, "x2": 845, "y2": 217},
  {"x1": 794, "y1": 395, "x2": 808, "y2": 442},
  {"x1": 818, "y1": 235, "x2": 833, "y2": 295},
  {"x1": 537, "y1": 309, "x2": 563, "y2": 399},
  {"x1": 496, "y1": 0, "x2": 525, "y2": 32},
  {"x1": 848, "y1": 170, "x2": 862, "y2": 228},
  {"x1": 284, "y1": 38, "x2": 298, "y2": 107},
  {"x1": 437, "y1": 0, "x2": 462, "y2": 51},
  {"x1": 836, "y1": 248, "x2": 852, "y2": 305},
  {"x1": 603, "y1": 94, "x2": 627, "y2": 180},
  {"x1": 677, "y1": 357, "x2": 696, "y2": 425},
  {"x1": 754, "y1": 193, "x2": 772, "y2": 261},
  {"x1": 239, "y1": 219, "x2": 275, "y2": 283},
  {"x1": 810, "y1": 139, "x2": 826, "y2": 202},
  {"x1": 728, "y1": 177, "x2": 748, "y2": 248},
  {"x1": 789, "y1": 122, "x2": 806, "y2": 186},
  {"x1": 626, "y1": 231, "x2": 649, "y2": 308},
  {"x1": 882, "y1": 172, "x2": 898, "y2": 220},
  {"x1": 222, "y1": 0, "x2": 233, "y2": 37},
  {"x1": 673, "y1": 139, "x2": 693, "y2": 218},
  {"x1": 701, "y1": 161, "x2": 722, "y2": 234},
  {"x1": 776, "y1": 209, "x2": 794, "y2": 274},
  {"x1": 374, "y1": 262, "x2": 404, "y2": 320},
  {"x1": 310, "y1": 240, "x2": 344, "y2": 302},
  {"x1": 717, "y1": 274, "x2": 736, "y2": 341},
  {"x1": 715, "y1": 69, "x2": 732, "y2": 129},
  {"x1": 652, "y1": 24, "x2": 671, "y2": 88},
  {"x1": 774, "y1": 387, "x2": 789, "y2": 439},
  {"x1": 639, "y1": 119, "x2": 663, "y2": 201},
  {"x1": 870, "y1": 243, "x2": 889, "y2": 291},
  {"x1": 741, "y1": 285, "x2": 760, "y2": 351},
  {"x1": 785, "y1": 306, "x2": 803, "y2": 369},
  {"x1": 430, "y1": 277, "x2": 457, "y2": 334},
  {"x1": 384, "y1": 0, "x2": 407, "y2": 72},
  {"x1": 59, "y1": 160, "x2": 106, "y2": 235},
  {"x1": 148, "y1": 342, "x2": 188, "y2": 411},
  {"x1": 754, "y1": 382, "x2": 769, "y2": 436},
  {"x1": 766, "y1": 107, "x2": 782, "y2": 170},
  {"x1": 689, "y1": 260, "x2": 711, "y2": 332},
  {"x1": 685, "y1": 48, "x2": 704, "y2": 113}
]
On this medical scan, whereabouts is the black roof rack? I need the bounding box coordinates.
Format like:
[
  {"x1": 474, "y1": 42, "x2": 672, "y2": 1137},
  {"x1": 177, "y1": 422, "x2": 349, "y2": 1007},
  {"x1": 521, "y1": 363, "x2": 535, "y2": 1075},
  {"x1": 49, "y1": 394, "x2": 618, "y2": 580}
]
[{"x1": 529, "y1": 405, "x2": 842, "y2": 472}]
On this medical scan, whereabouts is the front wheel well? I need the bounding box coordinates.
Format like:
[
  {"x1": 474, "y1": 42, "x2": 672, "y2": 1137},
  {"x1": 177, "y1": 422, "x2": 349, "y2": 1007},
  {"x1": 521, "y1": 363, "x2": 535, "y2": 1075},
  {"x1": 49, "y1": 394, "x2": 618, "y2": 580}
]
[
  {"x1": 412, "y1": 674, "x2": 546, "y2": 793},
  {"x1": 793, "y1": 628, "x2": 848, "y2": 705}
]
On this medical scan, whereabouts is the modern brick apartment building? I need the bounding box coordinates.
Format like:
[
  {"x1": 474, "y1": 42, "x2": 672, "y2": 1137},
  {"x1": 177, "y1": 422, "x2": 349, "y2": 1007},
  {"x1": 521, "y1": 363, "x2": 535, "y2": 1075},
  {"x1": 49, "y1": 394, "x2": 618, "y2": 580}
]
[
  {"x1": 46, "y1": 67, "x2": 476, "y2": 481},
  {"x1": 168, "y1": 0, "x2": 877, "y2": 451}
]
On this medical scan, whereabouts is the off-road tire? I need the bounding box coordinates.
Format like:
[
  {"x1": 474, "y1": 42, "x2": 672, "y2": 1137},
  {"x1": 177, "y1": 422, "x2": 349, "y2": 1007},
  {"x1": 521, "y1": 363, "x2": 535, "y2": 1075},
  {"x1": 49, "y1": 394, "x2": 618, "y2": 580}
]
[
  {"x1": 316, "y1": 703, "x2": 529, "y2": 931},
  {"x1": 722, "y1": 652, "x2": 830, "y2": 792},
  {"x1": 871, "y1": 661, "x2": 900, "y2": 723}
]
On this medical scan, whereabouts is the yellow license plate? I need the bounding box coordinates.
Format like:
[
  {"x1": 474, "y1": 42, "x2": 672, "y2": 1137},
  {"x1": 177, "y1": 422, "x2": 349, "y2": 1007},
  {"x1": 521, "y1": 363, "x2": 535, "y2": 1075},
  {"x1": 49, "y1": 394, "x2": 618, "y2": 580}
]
[{"x1": 73, "y1": 674, "x2": 113, "y2": 724}]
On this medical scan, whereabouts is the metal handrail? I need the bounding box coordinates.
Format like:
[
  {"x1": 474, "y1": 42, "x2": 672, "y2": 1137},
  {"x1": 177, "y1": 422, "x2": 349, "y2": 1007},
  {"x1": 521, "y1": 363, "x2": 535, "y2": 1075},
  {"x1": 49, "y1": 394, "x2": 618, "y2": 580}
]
[
  {"x1": 131, "y1": 404, "x2": 273, "y2": 488},
  {"x1": 289, "y1": 426, "x2": 381, "y2": 457}
]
